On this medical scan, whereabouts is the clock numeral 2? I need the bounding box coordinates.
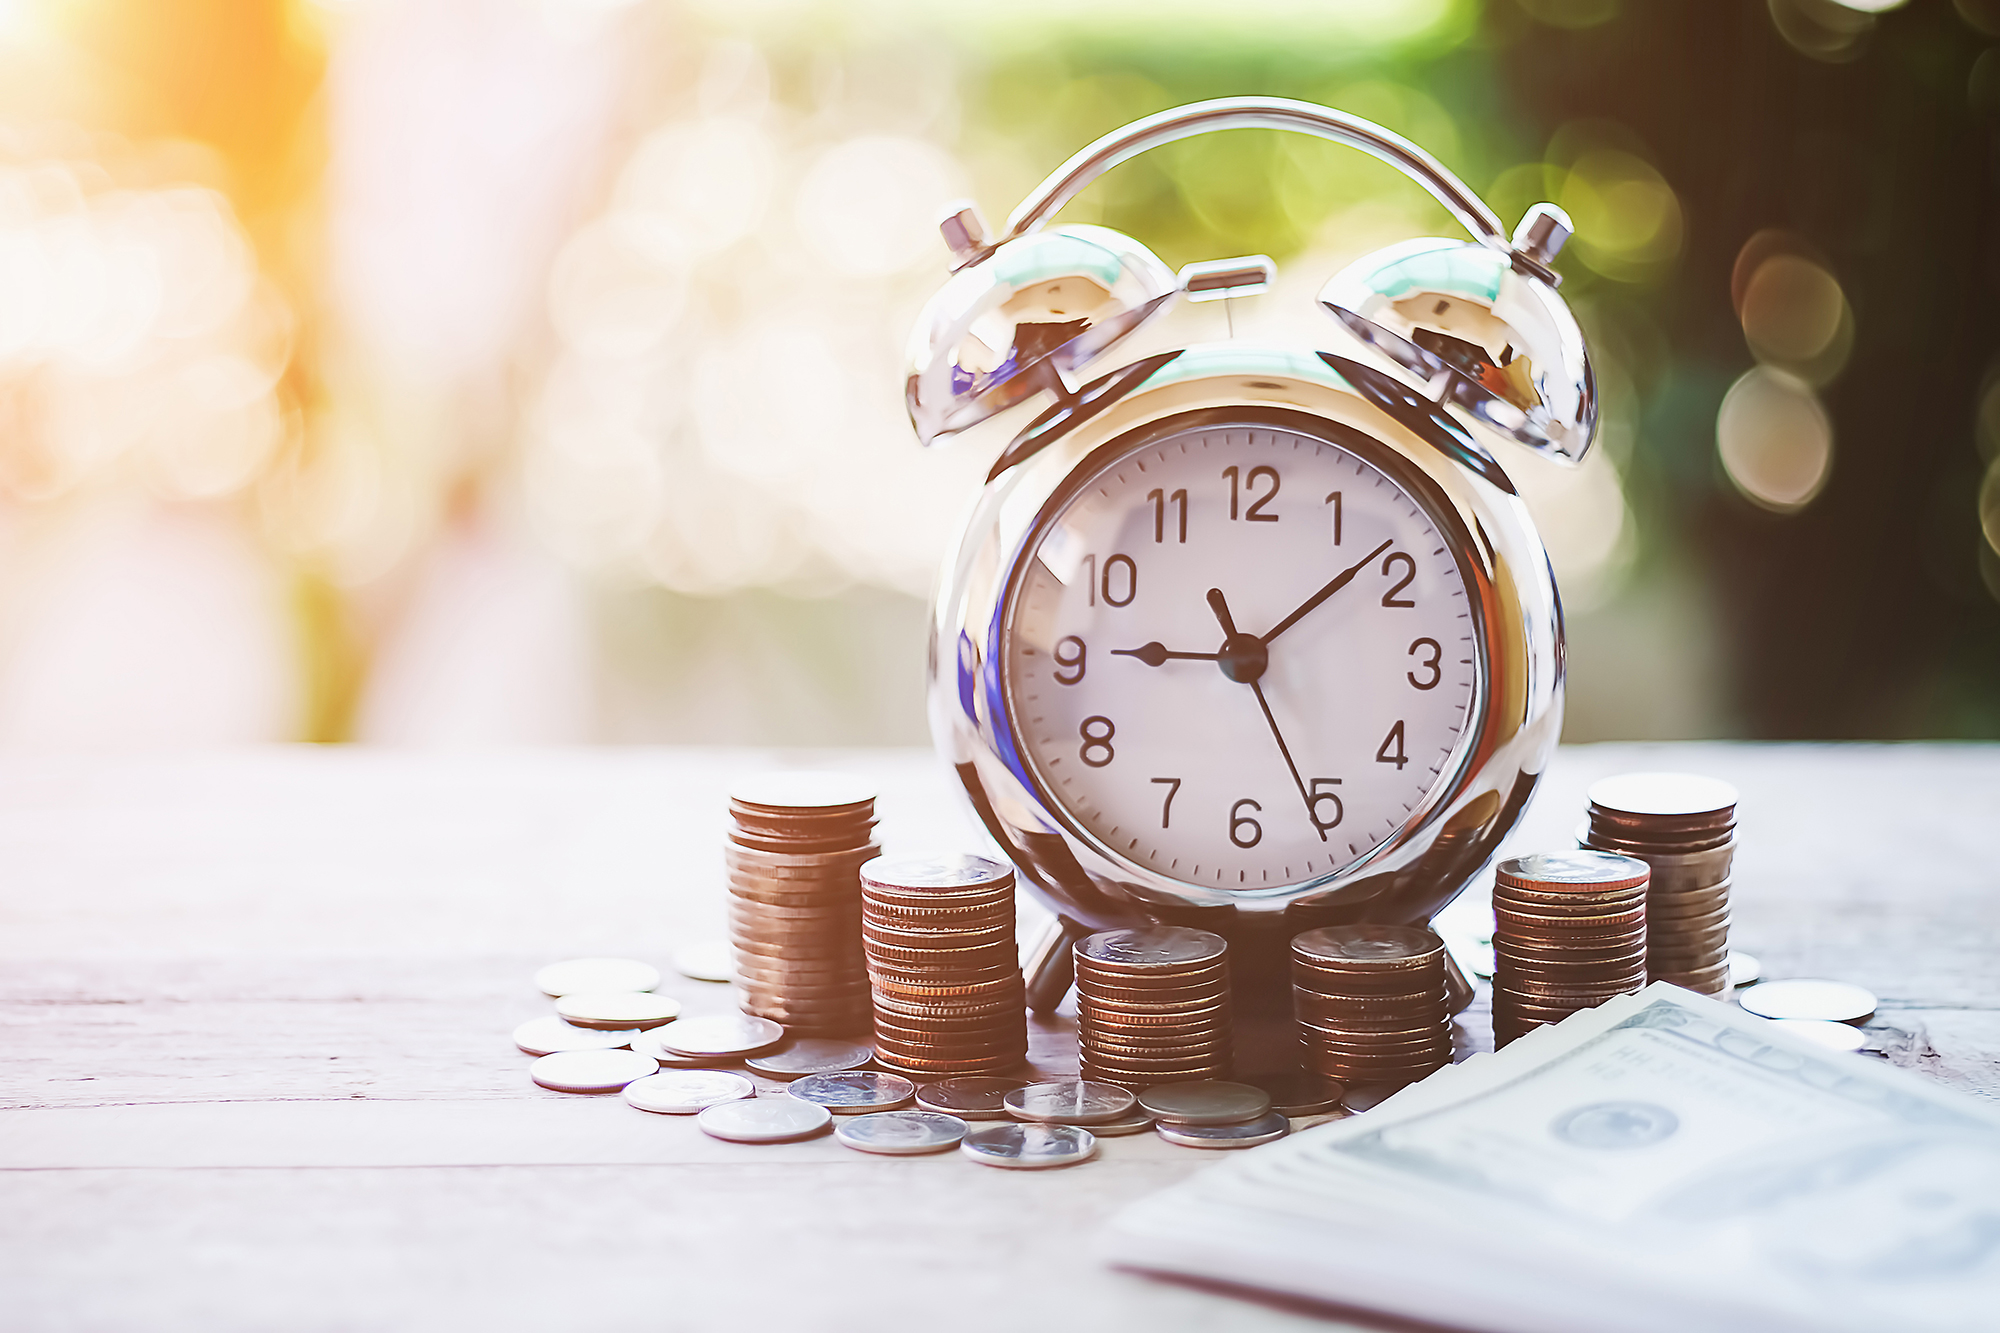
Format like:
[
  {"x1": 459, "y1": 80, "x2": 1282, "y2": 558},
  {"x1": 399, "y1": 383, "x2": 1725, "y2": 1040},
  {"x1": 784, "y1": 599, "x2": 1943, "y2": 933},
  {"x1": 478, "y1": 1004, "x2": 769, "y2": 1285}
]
[
  {"x1": 1229, "y1": 798, "x2": 1263, "y2": 848},
  {"x1": 1146, "y1": 489, "x2": 1187, "y2": 544},
  {"x1": 1079, "y1": 716, "x2": 1116, "y2": 767},
  {"x1": 1376, "y1": 720, "x2": 1409, "y2": 771},
  {"x1": 1082, "y1": 553, "x2": 1137, "y2": 607},
  {"x1": 1224, "y1": 465, "x2": 1280, "y2": 521},
  {"x1": 1053, "y1": 635, "x2": 1086, "y2": 685},
  {"x1": 1380, "y1": 551, "x2": 1417, "y2": 607},
  {"x1": 1150, "y1": 777, "x2": 1181, "y2": 827}
]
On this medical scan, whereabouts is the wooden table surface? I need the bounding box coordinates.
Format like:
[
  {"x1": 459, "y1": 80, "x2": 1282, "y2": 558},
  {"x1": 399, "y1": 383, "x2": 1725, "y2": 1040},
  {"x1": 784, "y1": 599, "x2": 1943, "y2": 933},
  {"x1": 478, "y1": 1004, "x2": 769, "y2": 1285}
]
[{"x1": 3, "y1": 743, "x2": 1996, "y2": 1332}]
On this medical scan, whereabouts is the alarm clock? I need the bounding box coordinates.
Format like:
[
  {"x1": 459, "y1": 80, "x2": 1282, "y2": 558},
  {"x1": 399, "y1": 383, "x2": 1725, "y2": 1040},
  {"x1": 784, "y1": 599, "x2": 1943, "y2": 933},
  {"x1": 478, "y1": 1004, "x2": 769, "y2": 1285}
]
[{"x1": 905, "y1": 99, "x2": 1595, "y2": 1010}]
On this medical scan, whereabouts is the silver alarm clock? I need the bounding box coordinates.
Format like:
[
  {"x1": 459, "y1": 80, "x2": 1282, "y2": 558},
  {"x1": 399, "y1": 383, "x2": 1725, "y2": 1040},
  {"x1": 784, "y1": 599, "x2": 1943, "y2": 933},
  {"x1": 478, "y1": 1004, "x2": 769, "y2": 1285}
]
[{"x1": 905, "y1": 99, "x2": 1595, "y2": 1008}]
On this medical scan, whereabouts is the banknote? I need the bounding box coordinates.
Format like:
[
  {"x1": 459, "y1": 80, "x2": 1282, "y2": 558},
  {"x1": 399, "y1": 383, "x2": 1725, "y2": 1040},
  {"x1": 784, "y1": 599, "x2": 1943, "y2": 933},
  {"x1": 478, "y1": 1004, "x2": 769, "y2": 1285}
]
[{"x1": 1103, "y1": 983, "x2": 2000, "y2": 1333}]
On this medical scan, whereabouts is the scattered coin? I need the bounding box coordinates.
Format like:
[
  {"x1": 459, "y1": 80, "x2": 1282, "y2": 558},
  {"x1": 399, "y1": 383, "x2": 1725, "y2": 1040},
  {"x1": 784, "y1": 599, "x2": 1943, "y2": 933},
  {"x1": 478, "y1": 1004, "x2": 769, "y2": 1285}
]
[
  {"x1": 1137, "y1": 1080, "x2": 1273, "y2": 1126},
  {"x1": 834, "y1": 1110, "x2": 969, "y2": 1155},
  {"x1": 554, "y1": 991, "x2": 683, "y2": 1031},
  {"x1": 1339, "y1": 1082, "x2": 1402, "y2": 1114},
  {"x1": 788, "y1": 1070, "x2": 915, "y2": 1114},
  {"x1": 672, "y1": 940, "x2": 735, "y2": 984},
  {"x1": 535, "y1": 958, "x2": 661, "y2": 998},
  {"x1": 1729, "y1": 951, "x2": 1761, "y2": 987},
  {"x1": 1155, "y1": 1110, "x2": 1290, "y2": 1149},
  {"x1": 1243, "y1": 1072, "x2": 1344, "y2": 1117},
  {"x1": 1738, "y1": 978, "x2": 1877, "y2": 1024},
  {"x1": 1005, "y1": 1080, "x2": 1138, "y2": 1125},
  {"x1": 697, "y1": 1096, "x2": 833, "y2": 1144},
  {"x1": 513, "y1": 1016, "x2": 638, "y2": 1056},
  {"x1": 629, "y1": 1028, "x2": 742, "y2": 1068},
  {"x1": 959, "y1": 1122, "x2": 1098, "y2": 1170},
  {"x1": 623, "y1": 1069, "x2": 756, "y2": 1114},
  {"x1": 654, "y1": 1013, "x2": 786, "y2": 1058},
  {"x1": 745, "y1": 1038, "x2": 875, "y2": 1080},
  {"x1": 914, "y1": 1076, "x2": 1026, "y2": 1120},
  {"x1": 1079, "y1": 1110, "x2": 1157, "y2": 1137},
  {"x1": 1767, "y1": 1018, "x2": 1869, "y2": 1053},
  {"x1": 529, "y1": 1048, "x2": 659, "y2": 1094}
]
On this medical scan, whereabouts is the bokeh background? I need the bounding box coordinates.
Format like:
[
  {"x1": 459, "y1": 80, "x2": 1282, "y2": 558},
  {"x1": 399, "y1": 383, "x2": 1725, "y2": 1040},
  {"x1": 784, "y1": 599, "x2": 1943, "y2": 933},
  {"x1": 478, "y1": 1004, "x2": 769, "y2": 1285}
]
[{"x1": 0, "y1": 0, "x2": 1992, "y2": 748}]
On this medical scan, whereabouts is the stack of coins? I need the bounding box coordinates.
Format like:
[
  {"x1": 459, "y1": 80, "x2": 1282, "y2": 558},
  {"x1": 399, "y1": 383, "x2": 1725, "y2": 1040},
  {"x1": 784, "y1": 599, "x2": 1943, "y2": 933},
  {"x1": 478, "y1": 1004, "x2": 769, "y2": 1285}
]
[
  {"x1": 1581, "y1": 772, "x2": 1737, "y2": 996},
  {"x1": 725, "y1": 772, "x2": 879, "y2": 1036},
  {"x1": 1291, "y1": 925, "x2": 1452, "y2": 1086},
  {"x1": 860, "y1": 855, "x2": 1027, "y2": 1078},
  {"x1": 1491, "y1": 851, "x2": 1650, "y2": 1047},
  {"x1": 1074, "y1": 927, "x2": 1232, "y2": 1090}
]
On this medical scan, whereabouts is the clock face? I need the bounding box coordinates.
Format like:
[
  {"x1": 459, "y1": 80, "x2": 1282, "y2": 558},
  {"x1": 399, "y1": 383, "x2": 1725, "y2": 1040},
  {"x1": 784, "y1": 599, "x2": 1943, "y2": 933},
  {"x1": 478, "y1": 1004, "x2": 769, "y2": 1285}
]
[{"x1": 1001, "y1": 416, "x2": 1483, "y2": 893}]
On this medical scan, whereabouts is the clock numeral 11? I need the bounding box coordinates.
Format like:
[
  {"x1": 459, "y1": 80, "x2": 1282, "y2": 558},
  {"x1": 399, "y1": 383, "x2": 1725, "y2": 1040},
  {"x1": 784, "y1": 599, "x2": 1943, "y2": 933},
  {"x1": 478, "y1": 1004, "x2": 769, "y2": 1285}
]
[{"x1": 1146, "y1": 489, "x2": 1186, "y2": 543}]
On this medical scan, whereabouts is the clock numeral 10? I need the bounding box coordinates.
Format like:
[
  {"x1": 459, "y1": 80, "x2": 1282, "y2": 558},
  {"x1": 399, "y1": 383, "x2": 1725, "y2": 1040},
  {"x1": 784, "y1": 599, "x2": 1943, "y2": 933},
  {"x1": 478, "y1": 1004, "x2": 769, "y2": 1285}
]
[
  {"x1": 1081, "y1": 553, "x2": 1137, "y2": 607},
  {"x1": 1146, "y1": 489, "x2": 1187, "y2": 543},
  {"x1": 1223, "y1": 465, "x2": 1280, "y2": 521}
]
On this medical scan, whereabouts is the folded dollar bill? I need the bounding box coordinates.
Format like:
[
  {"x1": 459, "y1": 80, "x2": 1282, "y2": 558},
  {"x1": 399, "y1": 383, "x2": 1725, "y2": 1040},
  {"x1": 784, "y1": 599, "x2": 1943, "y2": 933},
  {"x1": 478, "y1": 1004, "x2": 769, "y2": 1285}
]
[{"x1": 1103, "y1": 983, "x2": 2000, "y2": 1333}]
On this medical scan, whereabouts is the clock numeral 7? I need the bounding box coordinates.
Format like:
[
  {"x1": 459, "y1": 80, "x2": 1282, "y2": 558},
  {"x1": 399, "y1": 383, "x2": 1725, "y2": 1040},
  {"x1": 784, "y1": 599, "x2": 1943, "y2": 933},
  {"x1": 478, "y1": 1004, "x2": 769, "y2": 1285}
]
[
  {"x1": 1146, "y1": 488, "x2": 1187, "y2": 544},
  {"x1": 1150, "y1": 777, "x2": 1181, "y2": 827},
  {"x1": 1081, "y1": 553, "x2": 1137, "y2": 607}
]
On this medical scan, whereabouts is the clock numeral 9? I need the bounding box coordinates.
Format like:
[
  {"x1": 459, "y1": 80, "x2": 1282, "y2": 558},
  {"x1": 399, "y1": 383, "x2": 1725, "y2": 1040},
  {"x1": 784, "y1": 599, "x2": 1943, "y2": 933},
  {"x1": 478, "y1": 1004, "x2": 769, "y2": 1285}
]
[
  {"x1": 1053, "y1": 635, "x2": 1086, "y2": 685},
  {"x1": 1406, "y1": 638, "x2": 1442, "y2": 690},
  {"x1": 1229, "y1": 798, "x2": 1263, "y2": 848},
  {"x1": 1081, "y1": 553, "x2": 1137, "y2": 607},
  {"x1": 1224, "y1": 465, "x2": 1280, "y2": 521},
  {"x1": 1380, "y1": 551, "x2": 1417, "y2": 607},
  {"x1": 1079, "y1": 716, "x2": 1116, "y2": 767},
  {"x1": 1146, "y1": 488, "x2": 1187, "y2": 544}
]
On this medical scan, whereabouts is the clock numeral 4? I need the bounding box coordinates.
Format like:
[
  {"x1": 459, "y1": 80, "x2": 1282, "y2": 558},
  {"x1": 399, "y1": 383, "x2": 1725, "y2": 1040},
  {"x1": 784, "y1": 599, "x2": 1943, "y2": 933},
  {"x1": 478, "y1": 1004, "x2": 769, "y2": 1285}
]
[
  {"x1": 1146, "y1": 489, "x2": 1187, "y2": 544},
  {"x1": 1053, "y1": 635, "x2": 1086, "y2": 685},
  {"x1": 1082, "y1": 553, "x2": 1137, "y2": 607},
  {"x1": 1406, "y1": 638, "x2": 1441, "y2": 690},
  {"x1": 1229, "y1": 798, "x2": 1263, "y2": 848},
  {"x1": 1223, "y1": 465, "x2": 1280, "y2": 521},
  {"x1": 1376, "y1": 720, "x2": 1409, "y2": 771},
  {"x1": 1079, "y1": 716, "x2": 1116, "y2": 767},
  {"x1": 1150, "y1": 777, "x2": 1181, "y2": 827}
]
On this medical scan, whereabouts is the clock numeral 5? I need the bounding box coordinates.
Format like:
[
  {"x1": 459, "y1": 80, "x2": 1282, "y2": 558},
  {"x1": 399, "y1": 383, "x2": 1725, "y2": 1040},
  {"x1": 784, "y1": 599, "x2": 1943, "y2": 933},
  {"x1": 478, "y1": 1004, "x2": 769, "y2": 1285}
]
[
  {"x1": 1081, "y1": 553, "x2": 1137, "y2": 607},
  {"x1": 1150, "y1": 777, "x2": 1181, "y2": 827},
  {"x1": 1229, "y1": 798, "x2": 1263, "y2": 848},
  {"x1": 1079, "y1": 716, "x2": 1116, "y2": 767},
  {"x1": 1308, "y1": 778, "x2": 1344, "y2": 832},
  {"x1": 1376, "y1": 720, "x2": 1409, "y2": 770},
  {"x1": 1053, "y1": 635, "x2": 1086, "y2": 685}
]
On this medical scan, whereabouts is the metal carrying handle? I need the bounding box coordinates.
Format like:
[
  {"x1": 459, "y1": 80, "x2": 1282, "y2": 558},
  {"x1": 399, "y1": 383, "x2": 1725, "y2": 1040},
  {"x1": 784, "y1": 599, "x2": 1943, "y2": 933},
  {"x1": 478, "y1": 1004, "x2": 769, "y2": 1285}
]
[{"x1": 1004, "y1": 96, "x2": 1509, "y2": 252}]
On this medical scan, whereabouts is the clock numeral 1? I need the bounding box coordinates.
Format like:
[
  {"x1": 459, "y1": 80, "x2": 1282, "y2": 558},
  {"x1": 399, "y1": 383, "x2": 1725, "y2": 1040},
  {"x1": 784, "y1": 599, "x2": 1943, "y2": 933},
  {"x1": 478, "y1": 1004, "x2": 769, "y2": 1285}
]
[
  {"x1": 1079, "y1": 716, "x2": 1116, "y2": 767},
  {"x1": 1228, "y1": 798, "x2": 1263, "y2": 848},
  {"x1": 1150, "y1": 777, "x2": 1181, "y2": 828},
  {"x1": 1223, "y1": 465, "x2": 1280, "y2": 521},
  {"x1": 1081, "y1": 553, "x2": 1137, "y2": 607},
  {"x1": 1376, "y1": 720, "x2": 1409, "y2": 771},
  {"x1": 1146, "y1": 488, "x2": 1187, "y2": 544},
  {"x1": 1053, "y1": 635, "x2": 1086, "y2": 685},
  {"x1": 1324, "y1": 490, "x2": 1342, "y2": 545},
  {"x1": 1308, "y1": 778, "x2": 1343, "y2": 835}
]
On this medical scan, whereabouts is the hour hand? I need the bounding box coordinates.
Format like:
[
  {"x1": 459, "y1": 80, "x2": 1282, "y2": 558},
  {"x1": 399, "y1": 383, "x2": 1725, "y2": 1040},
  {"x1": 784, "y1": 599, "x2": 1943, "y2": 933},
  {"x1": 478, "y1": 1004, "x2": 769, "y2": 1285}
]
[{"x1": 1111, "y1": 642, "x2": 1222, "y2": 667}]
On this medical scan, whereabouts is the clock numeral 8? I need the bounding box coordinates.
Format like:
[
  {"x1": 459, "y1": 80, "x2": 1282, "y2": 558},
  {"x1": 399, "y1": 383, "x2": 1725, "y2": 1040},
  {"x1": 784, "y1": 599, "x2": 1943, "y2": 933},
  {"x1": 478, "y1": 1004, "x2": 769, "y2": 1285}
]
[
  {"x1": 1229, "y1": 798, "x2": 1263, "y2": 848},
  {"x1": 1078, "y1": 716, "x2": 1116, "y2": 767}
]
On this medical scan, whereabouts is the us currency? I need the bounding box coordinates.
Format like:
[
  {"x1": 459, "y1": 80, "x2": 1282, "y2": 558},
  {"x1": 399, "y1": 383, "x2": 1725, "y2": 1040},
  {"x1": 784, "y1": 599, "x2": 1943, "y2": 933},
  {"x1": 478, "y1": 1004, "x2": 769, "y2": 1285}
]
[{"x1": 1102, "y1": 983, "x2": 2000, "y2": 1333}]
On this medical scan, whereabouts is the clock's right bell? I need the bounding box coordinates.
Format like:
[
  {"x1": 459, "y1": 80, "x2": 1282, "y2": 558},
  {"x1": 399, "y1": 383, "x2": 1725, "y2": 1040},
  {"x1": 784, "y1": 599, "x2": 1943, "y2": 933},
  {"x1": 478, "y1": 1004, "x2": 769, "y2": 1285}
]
[{"x1": 1320, "y1": 203, "x2": 1597, "y2": 465}]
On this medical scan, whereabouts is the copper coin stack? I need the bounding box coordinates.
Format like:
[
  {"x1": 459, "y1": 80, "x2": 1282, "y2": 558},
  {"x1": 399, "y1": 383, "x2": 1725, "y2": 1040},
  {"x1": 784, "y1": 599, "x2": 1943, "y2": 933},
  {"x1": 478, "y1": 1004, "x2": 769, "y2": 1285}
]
[
  {"x1": 1581, "y1": 772, "x2": 1738, "y2": 996},
  {"x1": 1074, "y1": 927, "x2": 1232, "y2": 1090},
  {"x1": 724, "y1": 772, "x2": 879, "y2": 1036},
  {"x1": 860, "y1": 854, "x2": 1027, "y2": 1078},
  {"x1": 1491, "y1": 851, "x2": 1650, "y2": 1047},
  {"x1": 1291, "y1": 925, "x2": 1452, "y2": 1086}
]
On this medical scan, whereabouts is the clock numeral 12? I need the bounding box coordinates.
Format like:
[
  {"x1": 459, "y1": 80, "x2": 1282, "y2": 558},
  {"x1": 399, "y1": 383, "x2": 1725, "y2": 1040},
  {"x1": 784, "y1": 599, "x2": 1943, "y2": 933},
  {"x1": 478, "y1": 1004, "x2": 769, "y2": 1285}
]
[
  {"x1": 1223, "y1": 466, "x2": 1280, "y2": 521},
  {"x1": 1146, "y1": 489, "x2": 1186, "y2": 544}
]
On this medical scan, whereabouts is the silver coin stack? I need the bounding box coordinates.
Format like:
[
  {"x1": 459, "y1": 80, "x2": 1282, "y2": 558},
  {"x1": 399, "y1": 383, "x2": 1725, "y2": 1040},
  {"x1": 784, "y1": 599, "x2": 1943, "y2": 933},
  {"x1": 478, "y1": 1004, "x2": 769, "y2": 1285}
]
[
  {"x1": 1291, "y1": 925, "x2": 1452, "y2": 1086},
  {"x1": 1581, "y1": 772, "x2": 1738, "y2": 996},
  {"x1": 1491, "y1": 851, "x2": 1650, "y2": 1047},
  {"x1": 1074, "y1": 927, "x2": 1232, "y2": 1090},
  {"x1": 725, "y1": 772, "x2": 879, "y2": 1036},
  {"x1": 860, "y1": 854, "x2": 1027, "y2": 1078}
]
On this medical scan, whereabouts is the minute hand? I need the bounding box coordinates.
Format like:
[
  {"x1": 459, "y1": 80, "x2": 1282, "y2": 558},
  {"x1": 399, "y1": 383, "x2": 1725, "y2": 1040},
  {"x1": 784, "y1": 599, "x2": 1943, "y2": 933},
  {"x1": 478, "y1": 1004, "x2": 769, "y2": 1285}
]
[{"x1": 1259, "y1": 538, "x2": 1396, "y2": 644}]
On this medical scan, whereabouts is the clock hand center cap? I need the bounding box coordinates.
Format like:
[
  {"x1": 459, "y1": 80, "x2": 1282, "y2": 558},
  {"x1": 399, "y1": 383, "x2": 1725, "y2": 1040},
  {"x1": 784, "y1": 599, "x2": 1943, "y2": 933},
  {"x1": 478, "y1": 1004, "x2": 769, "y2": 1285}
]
[{"x1": 1217, "y1": 633, "x2": 1268, "y2": 684}]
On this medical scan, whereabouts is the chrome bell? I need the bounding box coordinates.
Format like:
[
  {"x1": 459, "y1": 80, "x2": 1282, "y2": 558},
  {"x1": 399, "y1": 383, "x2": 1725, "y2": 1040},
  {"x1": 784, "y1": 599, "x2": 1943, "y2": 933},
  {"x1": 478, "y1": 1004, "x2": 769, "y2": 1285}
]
[
  {"x1": 1319, "y1": 204, "x2": 1596, "y2": 464},
  {"x1": 905, "y1": 212, "x2": 1180, "y2": 447}
]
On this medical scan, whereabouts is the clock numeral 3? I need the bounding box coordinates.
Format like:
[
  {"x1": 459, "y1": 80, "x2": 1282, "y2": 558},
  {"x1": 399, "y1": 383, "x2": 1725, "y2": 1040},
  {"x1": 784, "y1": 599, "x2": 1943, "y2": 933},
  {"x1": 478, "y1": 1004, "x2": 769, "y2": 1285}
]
[
  {"x1": 1150, "y1": 777, "x2": 1181, "y2": 827},
  {"x1": 1082, "y1": 553, "x2": 1138, "y2": 607},
  {"x1": 1380, "y1": 551, "x2": 1417, "y2": 607},
  {"x1": 1146, "y1": 488, "x2": 1187, "y2": 544},
  {"x1": 1229, "y1": 798, "x2": 1263, "y2": 848},
  {"x1": 1053, "y1": 635, "x2": 1087, "y2": 685},
  {"x1": 1079, "y1": 716, "x2": 1116, "y2": 767},
  {"x1": 1224, "y1": 465, "x2": 1280, "y2": 521},
  {"x1": 1406, "y1": 637, "x2": 1442, "y2": 690},
  {"x1": 1376, "y1": 720, "x2": 1409, "y2": 771}
]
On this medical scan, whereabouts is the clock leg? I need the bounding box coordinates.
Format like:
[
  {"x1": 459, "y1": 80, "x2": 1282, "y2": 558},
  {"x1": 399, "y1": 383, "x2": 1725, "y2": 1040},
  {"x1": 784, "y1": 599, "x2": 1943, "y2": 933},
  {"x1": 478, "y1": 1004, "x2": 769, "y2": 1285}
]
[{"x1": 1023, "y1": 914, "x2": 1088, "y2": 1013}]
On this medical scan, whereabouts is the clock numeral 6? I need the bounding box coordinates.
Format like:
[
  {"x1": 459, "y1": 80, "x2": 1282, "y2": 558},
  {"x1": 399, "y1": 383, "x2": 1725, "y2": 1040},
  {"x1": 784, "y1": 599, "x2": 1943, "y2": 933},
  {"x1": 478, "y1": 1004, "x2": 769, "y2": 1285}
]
[
  {"x1": 1406, "y1": 638, "x2": 1442, "y2": 690},
  {"x1": 1053, "y1": 635, "x2": 1086, "y2": 685},
  {"x1": 1082, "y1": 553, "x2": 1137, "y2": 607},
  {"x1": 1229, "y1": 798, "x2": 1263, "y2": 848},
  {"x1": 1079, "y1": 716, "x2": 1116, "y2": 767}
]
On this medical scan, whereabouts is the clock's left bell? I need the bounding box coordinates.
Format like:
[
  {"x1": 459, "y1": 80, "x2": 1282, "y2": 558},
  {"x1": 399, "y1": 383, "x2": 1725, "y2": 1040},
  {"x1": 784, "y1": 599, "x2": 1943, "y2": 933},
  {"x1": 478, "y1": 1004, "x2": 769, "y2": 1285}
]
[{"x1": 905, "y1": 204, "x2": 1178, "y2": 447}]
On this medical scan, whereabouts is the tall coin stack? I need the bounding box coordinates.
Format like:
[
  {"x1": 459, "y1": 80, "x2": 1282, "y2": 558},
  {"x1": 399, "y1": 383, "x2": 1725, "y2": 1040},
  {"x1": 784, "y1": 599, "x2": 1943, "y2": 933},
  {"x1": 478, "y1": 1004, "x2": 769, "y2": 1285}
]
[
  {"x1": 725, "y1": 772, "x2": 879, "y2": 1036},
  {"x1": 860, "y1": 855, "x2": 1027, "y2": 1078},
  {"x1": 1074, "y1": 927, "x2": 1232, "y2": 1090},
  {"x1": 1582, "y1": 772, "x2": 1737, "y2": 996},
  {"x1": 1491, "y1": 851, "x2": 1650, "y2": 1047},
  {"x1": 1291, "y1": 925, "x2": 1452, "y2": 1086}
]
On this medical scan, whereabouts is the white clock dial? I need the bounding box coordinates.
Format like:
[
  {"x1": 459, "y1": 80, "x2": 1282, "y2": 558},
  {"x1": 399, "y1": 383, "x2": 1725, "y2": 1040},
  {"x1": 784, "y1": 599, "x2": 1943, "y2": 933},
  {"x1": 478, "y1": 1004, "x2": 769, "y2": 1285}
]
[{"x1": 1002, "y1": 419, "x2": 1481, "y2": 892}]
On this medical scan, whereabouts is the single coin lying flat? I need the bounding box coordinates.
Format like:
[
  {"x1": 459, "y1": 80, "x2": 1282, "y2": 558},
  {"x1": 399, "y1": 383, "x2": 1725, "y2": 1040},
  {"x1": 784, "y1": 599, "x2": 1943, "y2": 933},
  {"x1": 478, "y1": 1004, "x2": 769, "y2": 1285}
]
[
  {"x1": 671, "y1": 940, "x2": 735, "y2": 984},
  {"x1": 959, "y1": 1122, "x2": 1097, "y2": 1170},
  {"x1": 655, "y1": 1013, "x2": 786, "y2": 1058},
  {"x1": 1080, "y1": 1111, "x2": 1157, "y2": 1137},
  {"x1": 1728, "y1": 951, "x2": 1762, "y2": 987},
  {"x1": 1339, "y1": 1082, "x2": 1402, "y2": 1114},
  {"x1": 1244, "y1": 1072, "x2": 1344, "y2": 1117},
  {"x1": 1738, "y1": 978, "x2": 1876, "y2": 1024},
  {"x1": 788, "y1": 1071, "x2": 914, "y2": 1114},
  {"x1": 1138, "y1": 1080, "x2": 1273, "y2": 1126},
  {"x1": 555, "y1": 991, "x2": 682, "y2": 1031},
  {"x1": 513, "y1": 1015, "x2": 638, "y2": 1056},
  {"x1": 1004, "y1": 1081, "x2": 1137, "y2": 1125},
  {"x1": 834, "y1": 1110, "x2": 967, "y2": 1155},
  {"x1": 746, "y1": 1039, "x2": 875, "y2": 1080},
  {"x1": 630, "y1": 1028, "x2": 744, "y2": 1068},
  {"x1": 623, "y1": 1070, "x2": 756, "y2": 1114},
  {"x1": 530, "y1": 1048, "x2": 659, "y2": 1094},
  {"x1": 1768, "y1": 1018, "x2": 1869, "y2": 1053},
  {"x1": 535, "y1": 957, "x2": 660, "y2": 998},
  {"x1": 1156, "y1": 1110, "x2": 1290, "y2": 1149},
  {"x1": 915, "y1": 1076, "x2": 1026, "y2": 1120},
  {"x1": 697, "y1": 1096, "x2": 832, "y2": 1144}
]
